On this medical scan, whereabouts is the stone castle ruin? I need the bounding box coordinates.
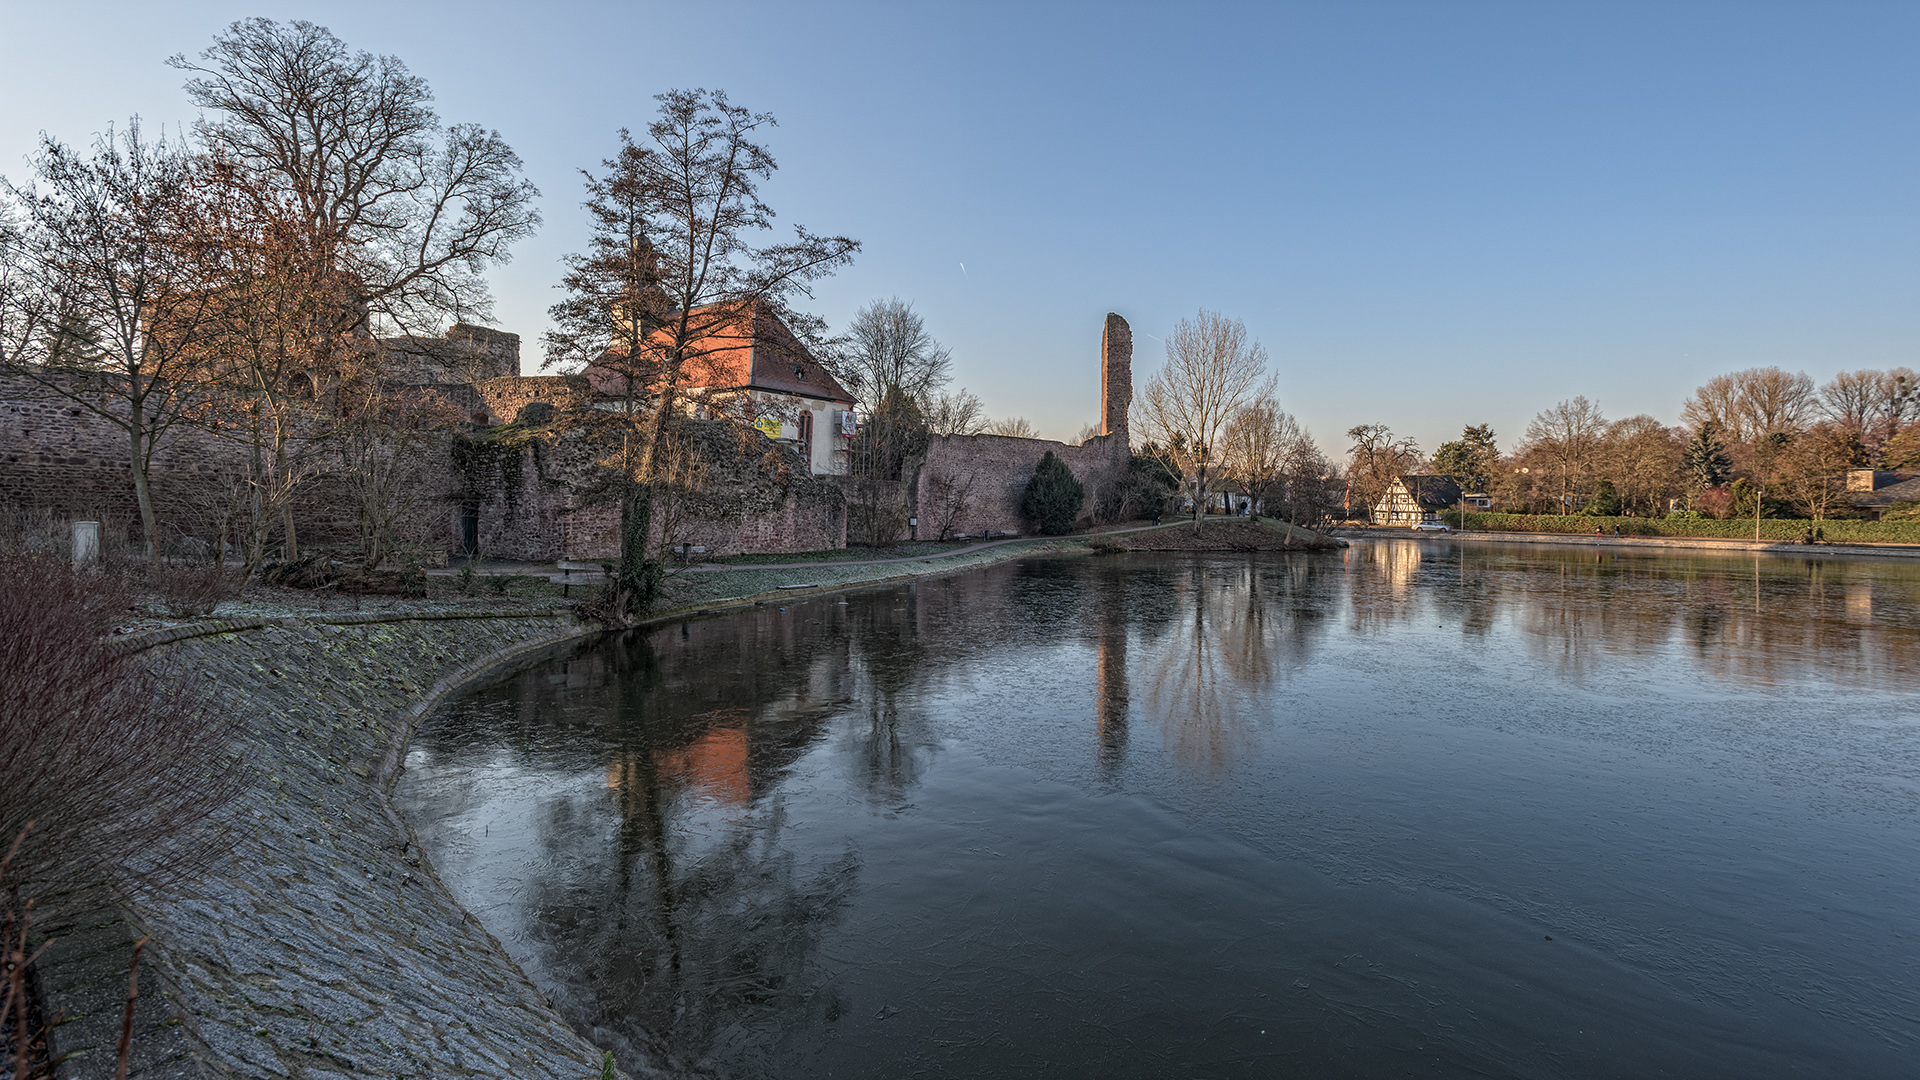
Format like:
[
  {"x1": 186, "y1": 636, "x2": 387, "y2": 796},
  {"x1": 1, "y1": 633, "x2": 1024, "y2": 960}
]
[
  {"x1": 910, "y1": 314, "x2": 1133, "y2": 540},
  {"x1": 0, "y1": 313, "x2": 1137, "y2": 561}
]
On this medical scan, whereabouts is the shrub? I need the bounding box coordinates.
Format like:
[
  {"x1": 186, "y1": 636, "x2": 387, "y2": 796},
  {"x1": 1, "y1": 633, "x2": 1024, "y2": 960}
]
[
  {"x1": 1021, "y1": 452, "x2": 1085, "y2": 535},
  {"x1": 1451, "y1": 512, "x2": 1920, "y2": 544},
  {"x1": 0, "y1": 556, "x2": 240, "y2": 922},
  {"x1": 145, "y1": 563, "x2": 240, "y2": 618}
]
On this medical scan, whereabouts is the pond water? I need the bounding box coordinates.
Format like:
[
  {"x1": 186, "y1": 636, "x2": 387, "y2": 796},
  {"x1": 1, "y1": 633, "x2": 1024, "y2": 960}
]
[{"x1": 394, "y1": 541, "x2": 1920, "y2": 1079}]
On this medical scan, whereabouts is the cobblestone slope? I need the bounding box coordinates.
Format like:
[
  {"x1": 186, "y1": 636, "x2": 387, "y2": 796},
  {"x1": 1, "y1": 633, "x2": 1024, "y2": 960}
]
[{"x1": 44, "y1": 614, "x2": 619, "y2": 1080}]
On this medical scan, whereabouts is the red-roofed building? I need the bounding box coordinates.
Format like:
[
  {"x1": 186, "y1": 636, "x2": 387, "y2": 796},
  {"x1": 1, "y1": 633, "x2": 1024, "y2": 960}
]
[{"x1": 585, "y1": 302, "x2": 857, "y2": 475}]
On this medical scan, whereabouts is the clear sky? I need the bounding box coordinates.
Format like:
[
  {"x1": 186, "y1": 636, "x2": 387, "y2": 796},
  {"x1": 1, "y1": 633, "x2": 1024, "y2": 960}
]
[{"x1": 4, "y1": 1, "x2": 1915, "y2": 456}]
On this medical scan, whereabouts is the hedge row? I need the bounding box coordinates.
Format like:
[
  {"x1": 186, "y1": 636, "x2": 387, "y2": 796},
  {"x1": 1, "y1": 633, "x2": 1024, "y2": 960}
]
[{"x1": 1442, "y1": 512, "x2": 1920, "y2": 545}]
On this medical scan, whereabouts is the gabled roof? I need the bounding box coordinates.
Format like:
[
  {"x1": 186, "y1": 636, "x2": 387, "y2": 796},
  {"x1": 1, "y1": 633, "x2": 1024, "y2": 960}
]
[
  {"x1": 1388, "y1": 475, "x2": 1464, "y2": 509},
  {"x1": 1853, "y1": 474, "x2": 1920, "y2": 508},
  {"x1": 584, "y1": 302, "x2": 854, "y2": 406}
]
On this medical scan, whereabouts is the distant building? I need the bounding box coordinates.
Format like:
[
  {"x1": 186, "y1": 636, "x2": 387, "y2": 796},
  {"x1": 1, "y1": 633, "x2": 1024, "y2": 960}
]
[
  {"x1": 1846, "y1": 469, "x2": 1920, "y2": 520},
  {"x1": 1374, "y1": 475, "x2": 1463, "y2": 525}
]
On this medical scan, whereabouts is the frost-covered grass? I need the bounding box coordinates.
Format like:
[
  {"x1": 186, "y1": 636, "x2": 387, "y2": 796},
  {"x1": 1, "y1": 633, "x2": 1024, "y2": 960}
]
[{"x1": 660, "y1": 538, "x2": 1080, "y2": 608}]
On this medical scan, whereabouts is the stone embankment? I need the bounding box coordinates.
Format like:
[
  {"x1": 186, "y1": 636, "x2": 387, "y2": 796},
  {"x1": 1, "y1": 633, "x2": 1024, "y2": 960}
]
[
  {"x1": 1091, "y1": 519, "x2": 1343, "y2": 552},
  {"x1": 42, "y1": 612, "x2": 616, "y2": 1080}
]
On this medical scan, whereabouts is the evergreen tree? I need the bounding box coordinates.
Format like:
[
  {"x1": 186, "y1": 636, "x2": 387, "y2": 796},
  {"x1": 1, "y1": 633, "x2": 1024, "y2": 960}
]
[
  {"x1": 1586, "y1": 479, "x2": 1622, "y2": 516},
  {"x1": 1432, "y1": 423, "x2": 1500, "y2": 493},
  {"x1": 1021, "y1": 451, "x2": 1085, "y2": 535},
  {"x1": 1684, "y1": 421, "x2": 1733, "y2": 490}
]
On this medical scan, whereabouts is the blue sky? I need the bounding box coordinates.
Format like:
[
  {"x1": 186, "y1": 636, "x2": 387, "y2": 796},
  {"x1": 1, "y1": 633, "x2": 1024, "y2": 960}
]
[{"x1": 4, "y1": 1, "x2": 1915, "y2": 455}]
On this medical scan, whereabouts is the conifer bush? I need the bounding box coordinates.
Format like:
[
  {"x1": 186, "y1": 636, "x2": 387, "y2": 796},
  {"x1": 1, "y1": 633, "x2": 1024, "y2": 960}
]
[{"x1": 1021, "y1": 452, "x2": 1085, "y2": 535}]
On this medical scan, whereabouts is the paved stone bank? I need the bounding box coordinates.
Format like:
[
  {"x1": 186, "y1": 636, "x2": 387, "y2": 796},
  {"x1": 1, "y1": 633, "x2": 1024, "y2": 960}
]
[{"x1": 43, "y1": 613, "x2": 617, "y2": 1080}]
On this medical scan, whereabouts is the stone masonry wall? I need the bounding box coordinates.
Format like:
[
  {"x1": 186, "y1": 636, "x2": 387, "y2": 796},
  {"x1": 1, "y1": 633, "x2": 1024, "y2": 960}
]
[
  {"x1": 39, "y1": 613, "x2": 620, "y2": 1080},
  {"x1": 914, "y1": 430, "x2": 1131, "y2": 538},
  {"x1": 906, "y1": 312, "x2": 1134, "y2": 539},
  {"x1": 0, "y1": 374, "x2": 241, "y2": 533},
  {"x1": 461, "y1": 426, "x2": 847, "y2": 562}
]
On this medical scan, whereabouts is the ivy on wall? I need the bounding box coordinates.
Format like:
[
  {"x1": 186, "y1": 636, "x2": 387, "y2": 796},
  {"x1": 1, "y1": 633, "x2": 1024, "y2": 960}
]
[{"x1": 451, "y1": 432, "x2": 526, "y2": 513}]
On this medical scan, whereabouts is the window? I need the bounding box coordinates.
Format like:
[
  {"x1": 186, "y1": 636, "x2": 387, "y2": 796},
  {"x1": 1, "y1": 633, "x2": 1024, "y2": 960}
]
[{"x1": 797, "y1": 410, "x2": 814, "y2": 449}]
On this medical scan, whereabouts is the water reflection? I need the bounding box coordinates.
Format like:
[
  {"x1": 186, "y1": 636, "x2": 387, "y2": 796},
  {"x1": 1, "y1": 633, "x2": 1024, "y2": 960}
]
[{"x1": 398, "y1": 541, "x2": 1920, "y2": 1079}]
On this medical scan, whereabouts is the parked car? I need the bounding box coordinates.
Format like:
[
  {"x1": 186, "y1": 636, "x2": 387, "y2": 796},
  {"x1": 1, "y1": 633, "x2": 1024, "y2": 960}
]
[{"x1": 1412, "y1": 520, "x2": 1452, "y2": 532}]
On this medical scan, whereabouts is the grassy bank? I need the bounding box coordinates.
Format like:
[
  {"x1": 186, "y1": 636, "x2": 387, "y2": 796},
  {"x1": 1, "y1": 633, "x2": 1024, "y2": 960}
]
[{"x1": 1442, "y1": 512, "x2": 1920, "y2": 545}]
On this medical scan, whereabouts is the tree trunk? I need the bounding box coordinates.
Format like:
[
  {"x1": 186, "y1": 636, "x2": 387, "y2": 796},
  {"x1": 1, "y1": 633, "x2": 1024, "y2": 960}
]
[{"x1": 129, "y1": 420, "x2": 160, "y2": 566}]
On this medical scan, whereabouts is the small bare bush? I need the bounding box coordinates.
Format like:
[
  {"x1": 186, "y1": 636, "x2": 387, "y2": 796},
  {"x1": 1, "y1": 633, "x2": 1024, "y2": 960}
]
[
  {"x1": 144, "y1": 562, "x2": 240, "y2": 618},
  {"x1": 0, "y1": 556, "x2": 241, "y2": 923}
]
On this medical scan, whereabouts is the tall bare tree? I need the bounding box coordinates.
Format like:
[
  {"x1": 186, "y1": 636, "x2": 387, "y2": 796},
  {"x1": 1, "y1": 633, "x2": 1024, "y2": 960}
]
[
  {"x1": 1681, "y1": 367, "x2": 1817, "y2": 444},
  {"x1": 1, "y1": 122, "x2": 221, "y2": 560},
  {"x1": 1523, "y1": 396, "x2": 1608, "y2": 511},
  {"x1": 546, "y1": 91, "x2": 857, "y2": 619},
  {"x1": 1139, "y1": 310, "x2": 1276, "y2": 525},
  {"x1": 171, "y1": 18, "x2": 540, "y2": 341},
  {"x1": 843, "y1": 297, "x2": 951, "y2": 407}
]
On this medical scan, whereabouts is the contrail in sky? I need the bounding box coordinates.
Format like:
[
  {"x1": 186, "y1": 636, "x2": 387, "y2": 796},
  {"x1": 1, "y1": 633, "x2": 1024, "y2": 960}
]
[{"x1": 959, "y1": 262, "x2": 967, "y2": 276}]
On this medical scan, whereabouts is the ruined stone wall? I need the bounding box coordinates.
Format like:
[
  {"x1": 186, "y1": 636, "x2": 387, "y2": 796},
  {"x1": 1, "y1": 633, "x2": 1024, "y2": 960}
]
[
  {"x1": 903, "y1": 312, "x2": 1134, "y2": 540},
  {"x1": 913, "y1": 431, "x2": 1131, "y2": 539},
  {"x1": 0, "y1": 373, "x2": 241, "y2": 535},
  {"x1": 476, "y1": 375, "x2": 589, "y2": 426},
  {"x1": 0, "y1": 373, "x2": 452, "y2": 553},
  {"x1": 380, "y1": 323, "x2": 521, "y2": 386},
  {"x1": 460, "y1": 420, "x2": 847, "y2": 562}
]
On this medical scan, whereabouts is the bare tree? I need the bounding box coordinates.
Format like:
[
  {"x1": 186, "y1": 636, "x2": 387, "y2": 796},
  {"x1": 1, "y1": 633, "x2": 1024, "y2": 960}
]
[
  {"x1": 1869, "y1": 368, "x2": 1918, "y2": 448},
  {"x1": 984, "y1": 416, "x2": 1040, "y2": 439},
  {"x1": 1824, "y1": 368, "x2": 1919, "y2": 457},
  {"x1": 331, "y1": 381, "x2": 461, "y2": 571},
  {"x1": 1, "y1": 123, "x2": 221, "y2": 560},
  {"x1": 842, "y1": 297, "x2": 951, "y2": 407},
  {"x1": 1682, "y1": 367, "x2": 1817, "y2": 443},
  {"x1": 1777, "y1": 423, "x2": 1866, "y2": 521},
  {"x1": 1523, "y1": 396, "x2": 1608, "y2": 511},
  {"x1": 924, "y1": 388, "x2": 986, "y2": 436},
  {"x1": 922, "y1": 467, "x2": 976, "y2": 540},
  {"x1": 1138, "y1": 310, "x2": 1276, "y2": 526},
  {"x1": 171, "y1": 19, "x2": 540, "y2": 339},
  {"x1": 1596, "y1": 415, "x2": 1685, "y2": 516},
  {"x1": 545, "y1": 90, "x2": 857, "y2": 620},
  {"x1": 1821, "y1": 369, "x2": 1879, "y2": 433},
  {"x1": 1221, "y1": 396, "x2": 1298, "y2": 516},
  {"x1": 1344, "y1": 423, "x2": 1420, "y2": 521}
]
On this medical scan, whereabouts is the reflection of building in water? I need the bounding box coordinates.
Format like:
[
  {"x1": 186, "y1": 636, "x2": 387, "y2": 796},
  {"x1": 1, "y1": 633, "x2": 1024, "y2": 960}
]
[
  {"x1": 607, "y1": 726, "x2": 752, "y2": 806},
  {"x1": 1095, "y1": 586, "x2": 1130, "y2": 773},
  {"x1": 1846, "y1": 582, "x2": 1873, "y2": 623}
]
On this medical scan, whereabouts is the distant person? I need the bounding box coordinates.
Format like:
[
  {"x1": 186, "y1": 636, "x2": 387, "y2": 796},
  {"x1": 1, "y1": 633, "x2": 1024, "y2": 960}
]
[{"x1": 1803, "y1": 526, "x2": 1814, "y2": 545}]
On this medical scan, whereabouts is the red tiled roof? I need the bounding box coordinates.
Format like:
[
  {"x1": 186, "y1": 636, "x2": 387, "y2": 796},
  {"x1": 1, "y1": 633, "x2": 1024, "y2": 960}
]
[{"x1": 584, "y1": 302, "x2": 854, "y2": 405}]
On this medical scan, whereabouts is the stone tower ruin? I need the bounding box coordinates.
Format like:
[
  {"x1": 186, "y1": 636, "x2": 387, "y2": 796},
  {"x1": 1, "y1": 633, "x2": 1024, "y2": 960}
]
[{"x1": 1100, "y1": 312, "x2": 1132, "y2": 438}]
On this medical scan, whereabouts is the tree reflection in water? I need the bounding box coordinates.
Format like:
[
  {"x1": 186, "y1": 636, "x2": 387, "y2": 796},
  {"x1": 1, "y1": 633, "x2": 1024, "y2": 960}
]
[{"x1": 400, "y1": 542, "x2": 1920, "y2": 1080}]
